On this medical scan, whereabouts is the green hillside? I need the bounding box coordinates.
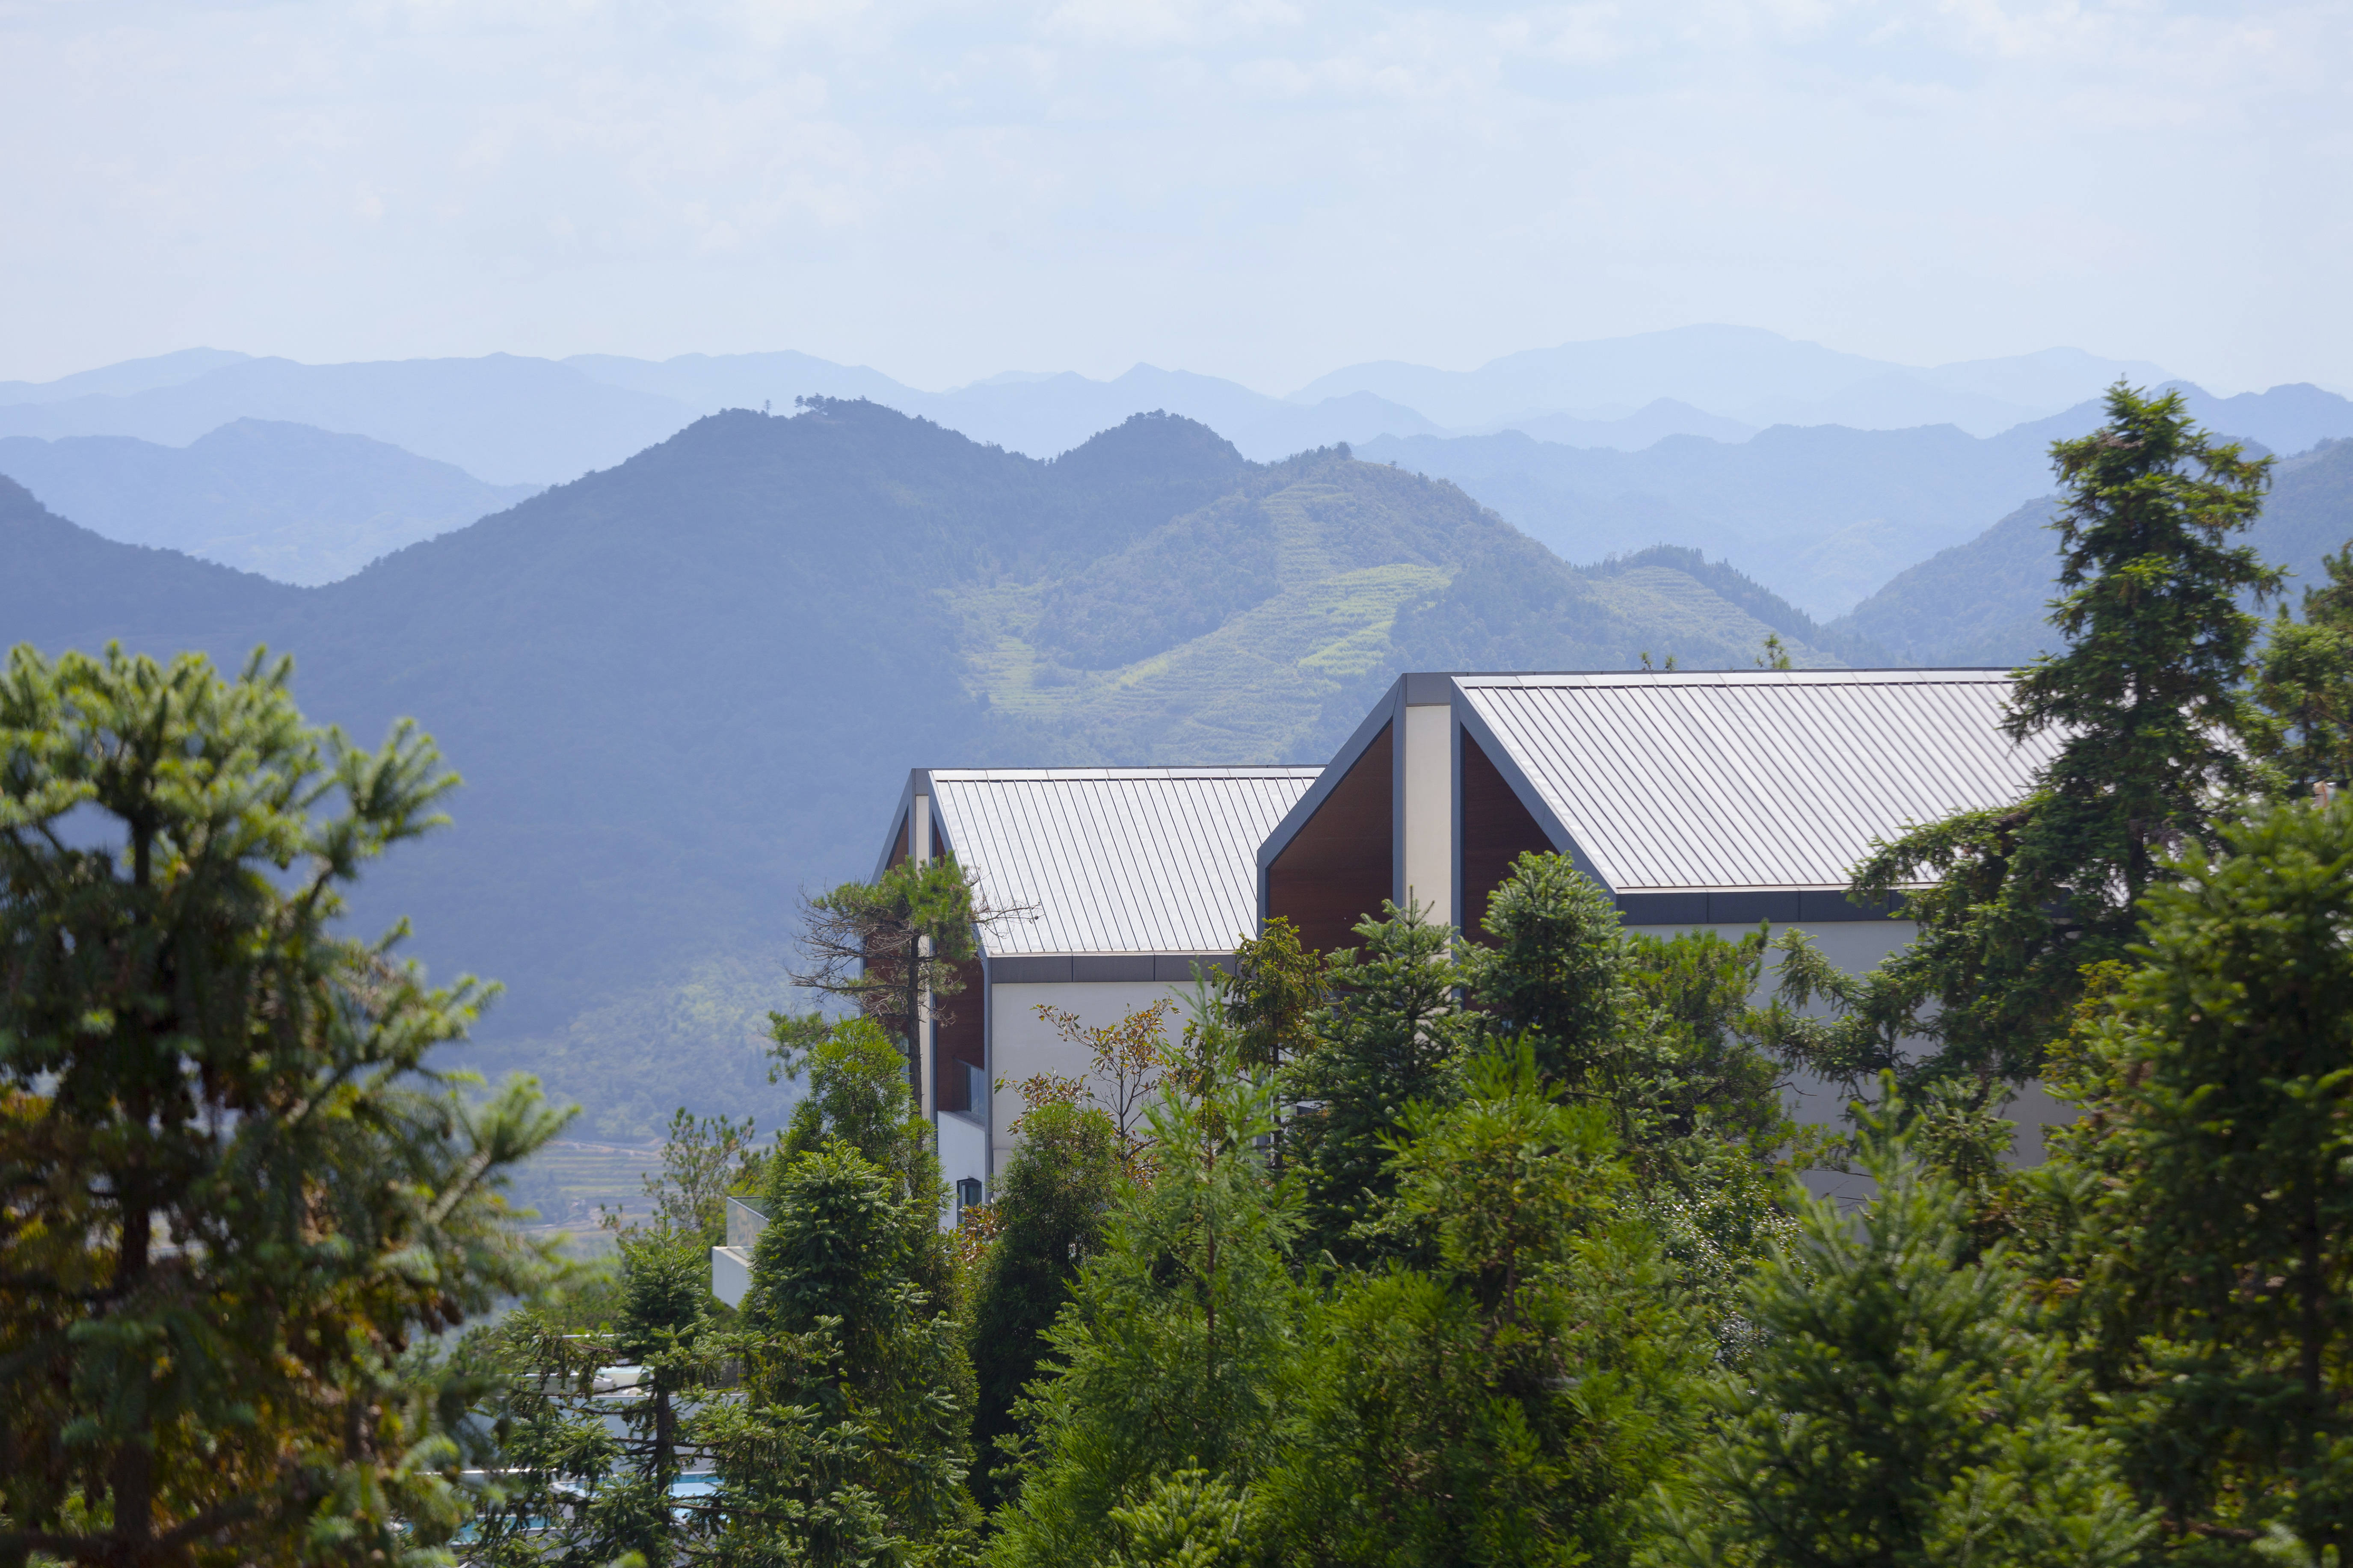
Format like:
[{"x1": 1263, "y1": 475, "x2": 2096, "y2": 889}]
[
  {"x1": 1830, "y1": 439, "x2": 2353, "y2": 667},
  {"x1": 1, "y1": 402, "x2": 1850, "y2": 1139}
]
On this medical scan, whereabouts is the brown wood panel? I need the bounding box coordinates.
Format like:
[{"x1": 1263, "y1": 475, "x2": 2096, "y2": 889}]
[
  {"x1": 1267, "y1": 722, "x2": 1393, "y2": 958},
  {"x1": 1461, "y1": 729, "x2": 1558, "y2": 939},
  {"x1": 934, "y1": 958, "x2": 986, "y2": 1112}
]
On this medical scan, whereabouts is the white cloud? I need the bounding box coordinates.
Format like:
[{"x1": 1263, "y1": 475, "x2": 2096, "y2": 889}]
[{"x1": 0, "y1": 0, "x2": 2345, "y2": 392}]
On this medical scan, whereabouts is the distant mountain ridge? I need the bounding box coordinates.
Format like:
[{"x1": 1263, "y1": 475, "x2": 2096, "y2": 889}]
[
  {"x1": 1827, "y1": 438, "x2": 2353, "y2": 666},
  {"x1": 0, "y1": 420, "x2": 538, "y2": 584},
  {"x1": 0, "y1": 402, "x2": 1846, "y2": 1137},
  {"x1": 6, "y1": 328, "x2": 2315, "y2": 496},
  {"x1": 1294, "y1": 327, "x2": 2176, "y2": 435},
  {"x1": 1364, "y1": 384, "x2": 2353, "y2": 618}
]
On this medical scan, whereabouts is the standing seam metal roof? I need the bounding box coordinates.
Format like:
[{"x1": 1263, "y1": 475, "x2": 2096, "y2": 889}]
[
  {"x1": 1458, "y1": 671, "x2": 2058, "y2": 892},
  {"x1": 928, "y1": 768, "x2": 1324, "y2": 956}
]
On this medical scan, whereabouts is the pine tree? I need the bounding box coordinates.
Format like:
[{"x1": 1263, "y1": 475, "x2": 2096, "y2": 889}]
[
  {"x1": 1469, "y1": 850, "x2": 1629, "y2": 1089},
  {"x1": 965, "y1": 1099, "x2": 1125, "y2": 1512},
  {"x1": 1223, "y1": 916, "x2": 1327, "y2": 1077},
  {"x1": 2253, "y1": 545, "x2": 2353, "y2": 798},
  {"x1": 791, "y1": 856, "x2": 993, "y2": 1093},
  {"x1": 1657, "y1": 1097, "x2": 2150, "y2": 1568},
  {"x1": 708, "y1": 1139, "x2": 978, "y2": 1565},
  {"x1": 989, "y1": 1014, "x2": 1304, "y2": 1568},
  {"x1": 0, "y1": 645, "x2": 565, "y2": 1567},
  {"x1": 770, "y1": 1012, "x2": 960, "y2": 1303},
  {"x1": 2059, "y1": 796, "x2": 2353, "y2": 1554},
  {"x1": 1466, "y1": 854, "x2": 1792, "y2": 1356},
  {"x1": 1283, "y1": 901, "x2": 1475, "y2": 1267},
  {"x1": 1267, "y1": 1046, "x2": 1710, "y2": 1568},
  {"x1": 1775, "y1": 383, "x2": 2283, "y2": 1089}
]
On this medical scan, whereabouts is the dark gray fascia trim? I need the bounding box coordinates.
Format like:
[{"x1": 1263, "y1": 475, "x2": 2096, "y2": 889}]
[
  {"x1": 1615, "y1": 890, "x2": 1909, "y2": 926},
  {"x1": 986, "y1": 953, "x2": 1238, "y2": 984},
  {"x1": 869, "y1": 768, "x2": 934, "y2": 882}
]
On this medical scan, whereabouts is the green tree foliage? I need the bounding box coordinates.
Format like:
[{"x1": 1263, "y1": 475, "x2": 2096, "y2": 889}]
[
  {"x1": 2047, "y1": 796, "x2": 2353, "y2": 1556},
  {"x1": 965, "y1": 1099, "x2": 1125, "y2": 1512},
  {"x1": 1102, "y1": 1469, "x2": 1255, "y2": 1568},
  {"x1": 1223, "y1": 916, "x2": 1327, "y2": 1076},
  {"x1": 792, "y1": 855, "x2": 987, "y2": 1089},
  {"x1": 769, "y1": 1012, "x2": 960, "y2": 1306},
  {"x1": 1467, "y1": 852, "x2": 1788, "y2": 1145},
  {"x1": 1266, "y1": 1047, "x2": 1710, "y2": 1568},
  {"x1": 1619, "y1": 925, "x2": 1792, "y2": 1160},
  {"x1": 0, "y1": 644, "x2": 565, "y2": 1568},
  {"x1": 687, "y1": 1003, "x2": 977, "y2": 1566},
  {"x1": 616, "y1": 1104, "x2": 759, "y2": 1245},
  {"x1": 1463, "y1": 853, "x2": 1793, "y2": 1352},
  {"x1": 459, "y1": 1229, "x2": 717, "y2": 1568},
  {"x1": 1469, "y1": 852, "x2": 1628, "y2": 1090},
  {"x1": 1283, "y1": 900, "x2": 1476, "y2": 1267},
  {"x1": 2254, "y1": 545, "x2": 2353, "y2": 798},
  {"x1": 718, "y1": 1141, "x2": 976, "y2": 1560},
  {"x1": 1775, "y1": 383, "x2": 2283, "y2": 1090},
  {"x1": 990, "y1": 1015, "x2": 1304, "y2": 1568},
  {"x1": 1660, "y1": 1097, "x2": 2151, "y2": 1568}
]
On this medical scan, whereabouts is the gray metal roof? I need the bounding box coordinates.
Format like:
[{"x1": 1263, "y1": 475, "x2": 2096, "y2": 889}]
[
  {"x1": 929, "y1": 767, "x2": 1324, "y2": 956},
  {"x1": 1457, "y1": 670, "x2": 2058, "y2": 893}
]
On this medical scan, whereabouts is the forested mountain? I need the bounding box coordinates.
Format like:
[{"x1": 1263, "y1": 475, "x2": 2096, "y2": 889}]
[
  {"x1": 0, "y1": 349, "x2": 1438, "y2": 479},
  {"x1": 0, "y1": 419, "x2": 538, "y2": 583},
  {"x1": 1828, "y1": 438, "x2": 2353, "y2": 666},
  {"x1": 0, "y1": 401, "x2": 1836, "y2": 1136},
  {"x1": 1363, "y1": 382, "x2": 2353, "y2": 616}
]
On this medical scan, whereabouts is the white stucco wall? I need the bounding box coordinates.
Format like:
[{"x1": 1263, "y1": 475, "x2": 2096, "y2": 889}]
[
  {"x1": 1634, "y1": 917, "x2": 2073, "y2": 1193},
  {"x1": 988, "y1": 979, "x2": 1204, "y2": 1172}
]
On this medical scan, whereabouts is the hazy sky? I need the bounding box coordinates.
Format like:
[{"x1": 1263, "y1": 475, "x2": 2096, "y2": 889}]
[{"x1": 3, "y1": 0, "x2": 2347, "y2": 395}]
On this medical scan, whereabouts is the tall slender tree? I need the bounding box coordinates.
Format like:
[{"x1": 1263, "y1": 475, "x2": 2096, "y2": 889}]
[
  {"x1": 1283, "y1": 901, "x2": 1476, "y2": 1269},
  {"x1": 1776, "y1": 383, "x2": 2283, "y2": 1090},
  {"x1": 2048, "y1": 796, "x2": 2353, "y2": 1555},
  {"x1": 963, "y1": 1100, "x2": 1125, "y2": 1512},
  {"x1": 990, "y1": 1010, "x2": 1304, "y2": 1568}
]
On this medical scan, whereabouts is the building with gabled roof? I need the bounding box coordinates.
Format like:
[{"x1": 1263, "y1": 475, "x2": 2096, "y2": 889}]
[
  {"x1": 867, "y1": 669, "x2": 2061, "y2": 1206},
  {"x1": 1262, "y1": 668, "x2": 2056, "y2": 952},
  {"x1": 875, "y1": 766, "x2": 1324, "y2": 1206}
]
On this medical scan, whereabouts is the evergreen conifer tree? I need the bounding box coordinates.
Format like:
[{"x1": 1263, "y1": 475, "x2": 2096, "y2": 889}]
[
  {"x1": 2253, "y1": 545, "x2": 2353, "y2": 798},
  {"x1": 1774, "y1": 383, "x2": 2283, "y2": 1089},
  {"x1": 1466, "y1": 854, "x2": 1792, "y2": 1353},
  {"x1": 989, "y1": 1012, "x2": 1304, "y2": 1568},
  {"x1": 965, "y1": 1099, "x2": 1125, "y2": 1511},
  {"x1": 791, "y1": 857, "x2": 991, "y2": 1094},
  {"x1": 1283, "y1": 901, "x2": 1475, "y2": 1267},
  {"x1": 0, "y1": 645, "x2": 565, "y2": 1568},
  {"x1": 1267, "y1": 1046, "x2": 1709, "y2": 1568},
  {"x1": 1657, "y1": 1096, "x2": 2150, "y2": 1568},
  {"x1": 2053, "y1": 796, "x2": 2353, "y2": 1555},
  {"x1": 706, "y1": 1139, "x2": 977, "y2": 1565}
]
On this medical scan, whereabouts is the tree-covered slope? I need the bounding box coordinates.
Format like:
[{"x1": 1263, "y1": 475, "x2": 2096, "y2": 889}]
[
  {"x1": 1828, "y1": 439, "x2": 2353, "y2": 668},
  {"x1": 0, "y1": 474, "x2": 300, "y2": 654},
  {"x1": 0, "y1": 401, "x2": 1844, "y2": 1137}
]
